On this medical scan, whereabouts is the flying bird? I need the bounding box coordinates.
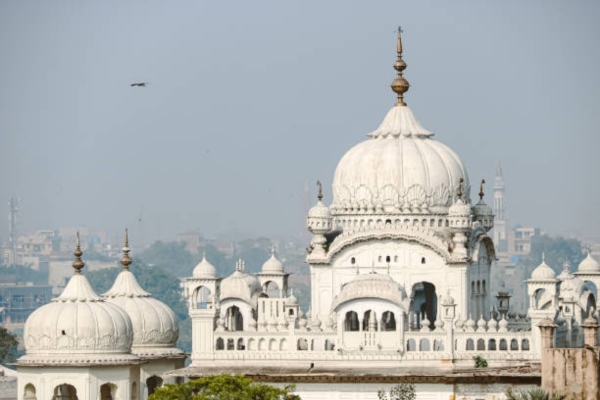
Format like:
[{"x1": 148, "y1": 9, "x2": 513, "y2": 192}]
[{"x1": 130, "y1": 82, "x2": 149, "y2": 87}]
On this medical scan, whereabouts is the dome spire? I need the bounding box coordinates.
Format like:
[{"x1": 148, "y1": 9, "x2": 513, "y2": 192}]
[
  {"x1": 120, "y1": 228, "x2": 132, "y2": 270},
  {"x1": 72, "y1": 232, "x2": 85, "y2": 274},
  {"x1": 456, "y1": 178, "x2": 464, "y2": 200},
  {"x1": 391, "y1": 26, "x2": 410, "y2": 107},
  {"x1": 316, "y1": 180, "x2": 323, "y2": 202},
  {"x1": 479, "y1": 179, "x2": 486, "y2": 200}
]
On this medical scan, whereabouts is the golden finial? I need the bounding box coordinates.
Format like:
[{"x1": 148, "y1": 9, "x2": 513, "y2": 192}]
[
  {"x1": 391, "y1": 26, "x2": 410, "y2": 106},
  {"x1": 479, "y1": 179, "x2": 486, "y2": 200},
  {"x1": 316, "y1": 180, "x2": 323, "y2": 202},
  {"x1": 456, "y1": 178, "x2": 464, "y2": 200},
  {"x1": 120, "y1": 228, "x2": 132, "y2": 270},
  {"x1": 73, "y1": 232, "x2": 85, "y2": 274}
]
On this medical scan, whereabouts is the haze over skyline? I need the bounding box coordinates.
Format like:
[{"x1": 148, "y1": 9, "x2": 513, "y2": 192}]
[{"x1": 1, "y1": 1, "x2": 599, "y2": 245}]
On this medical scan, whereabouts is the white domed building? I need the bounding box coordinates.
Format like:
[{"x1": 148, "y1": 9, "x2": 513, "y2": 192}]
[
  {"x1": 17, "y1": 235, "x2": 140, "y2": 400},
  {"x1": 174, "y1": 30, "x2": 561, "y2": 399},
  {"x1": 17, "y1": 233, "x2": 185, "y2": 400},
  {"x1": 103, "y1": 231, "x2": 185, "y2": 396}
]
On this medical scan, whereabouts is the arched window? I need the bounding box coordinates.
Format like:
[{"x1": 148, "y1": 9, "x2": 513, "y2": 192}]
[
  {"x1": 499, "y1": 339, "x2": 508, "y2": 350},
  {"x1": 100, "y1": 383, "x2": 116, "y2": 400},
  {"x1": 131, "y1": 382, "x2": 138, "y2": 400},
  {"x1": 419, "y1": 338, "x2": 430, "y2": 351},
  {"x1": 433, "y1": 339, "x2": 444, "y2": 351},
  {"x1": 52, "y1": 384, "x2": 77, "y2": 400},
  {"x1": 351, "y1": 257, "x2": 356, "y2": 264},
  {"x1": 488, "y1": 339, "x2": 497, "y2": 350},
  {"x1": 510, "y1": 339, "x2": 519, "y2": 350},
  {"x1": 466, "y1": 339, "x2": 474, "y2": 350},
  {"x1": 325, "y1": 339, "x2": 335, "y2": 351},
  {"x1": 521, "y1": 339, "x2": 530, "y2": 351},
  {"x1": 146, "y1": 376, "x2": 163, "y2": 397},
  {"x1": 421, "y1": 257, "x2": 426, "y2": 264},
  {"x1": 280, "y1": 338, "x2": 288, "y2": 351},
  {"x1": 381, "y1": 311, "x2": 396, "y2": 331},
  {"x1": 344, "y1": 311, "x2": 359, "y2": 331},
  {"x1": 23, "y1": 384, "x2": 37, "y2": 400},
  {"x1": 297, "y1": 338, "x2": 308, "y2": 350},
  {"x1": 362, "y1": 310, "x2": 377, "y2": 331},
  {"x1": 216, "y1": 337, "x2": 224, "y2": 350},
  {"x1": 406, "y1": 339, "x2": 416, "y2": 351},
  {"x1": 237, "y1": 338, "x2": 245, "y2": 350},
  {"x1": 227, "y1": 338, "x2": 235, "y2": 350},
  {"x1": 477, "y1": 339, "x2": 485, "y2": 350},
  {"x1": 385, "y1": 255, "x2": 391, "y2": 263},
  {"x1": 225, "y1": 305, "x2": 244, "y2": 331}
]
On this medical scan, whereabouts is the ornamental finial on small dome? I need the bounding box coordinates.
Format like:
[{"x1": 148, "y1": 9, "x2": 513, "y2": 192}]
[
  {"x1": 391, "y1": 26, "x2": 410, "y2": 107},
  {"x1": 457, "y1": 178, "x2": 464, "y2": 200},
  {"x1": 316, "y1": 180, "x2": 323, "y2": 202},
  {"x1": 120, "y1": 228, "x2": 132, "y2": 270},
  {"x1": 479, "y1": 179, "x2": 485, "y2": 200},
  {"x1": 73, "y1": 232, "x2": 85, "y2": 274}
]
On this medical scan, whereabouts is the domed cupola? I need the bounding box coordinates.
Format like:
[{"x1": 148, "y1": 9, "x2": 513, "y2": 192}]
[
  {"x1": 19, "y1": 234, "x2": 137, "y2": 365},
  {"x1": 193, "y1": 251, "x2": 217, "y2": 278},
  {"x1": 331, "y1": 272, "x2": 409, "y2": 312},
  {"x1": 331, "y1": 28, "x2": 469, "y2": 220},
  {"x1": 577, "y1": 252, "x2": 600, "y2": 274},
  {"x1": 530, "y1": 255, "x2": 557, "y2": 281},
  {"x1": 472, "y1": 179, "x2": 494, "y2": 232},
  {"x1": 261, "y1": 247, "x2": 284, "y2": 274},
  {"x1": 307, "y1": 181, "x2": 333, "y2": 256},
  {"x1": 220, "y1": 260, "x2": 264, "y2": 307},
  {"x1": 103, "y1": 231, "x2": 182, "y2": 356}
]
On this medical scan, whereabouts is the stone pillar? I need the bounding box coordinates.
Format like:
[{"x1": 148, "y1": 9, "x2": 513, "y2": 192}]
[
  {"x1": 537, "y1": 317, "x2": 556, "y2": 349},
  {"x1": 582, "y1": 314, "x2": 599, "y2": 348}
]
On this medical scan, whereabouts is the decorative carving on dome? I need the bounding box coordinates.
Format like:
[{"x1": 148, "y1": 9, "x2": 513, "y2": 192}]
[
  {"x1": 355, "y1": 185, "x2": 373, "y2": 207},
  {"x1": 405, "y1": 184, "x2": 427, "y2": 209},
  {"x1": 138, "y1": 329, "x2": 178, "y2": 346},
  {"x1": 379, "y1": 185, "x2": 399, "y2": 207},
  {"x1": 26, "y1": 333, "x2": 133, "y2": 352},
  {"x1": 431, "y1": 184, "x2": 450, "y2": 207}
]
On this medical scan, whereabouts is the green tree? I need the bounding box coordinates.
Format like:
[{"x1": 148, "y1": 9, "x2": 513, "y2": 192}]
[
  {"x1": 473, "y1": 355, "x2": 488, "y2": 368},
  {"x1": 139, "y1": 241, "x2": 196, "y2": 278},
  {"x1": 148, "y1": 374, "x2": 301, "y2": 400},
  {"x1": 377, "y1": 383, "x2": 416, "y2": 400},
  {"x1": 505, "y1": 387, "x2": 565, "y2": 400},
  {"x1": 0, "y1": 326, "x2": 18, "y2": 364}
]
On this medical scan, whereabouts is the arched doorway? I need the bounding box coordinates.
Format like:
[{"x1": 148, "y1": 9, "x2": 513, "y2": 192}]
[
  {"x1": 99, "y1": 383, "x2": 116, "y2": 400},
  {"x1": 23, "y1": 384, "x2": 37, "y2": 400},
  {"x1": 410, "y1": 282, "x2": 437, "y2": 330},
  {"x1": 225, "y1": 305, "x2": 244, "y2": 331},
  {"x1": 146, "y1": 376, "x2": 163, "y2": 396},
  {"x1": 52, "y1": 384, "x2": 77, "y2": 400}
]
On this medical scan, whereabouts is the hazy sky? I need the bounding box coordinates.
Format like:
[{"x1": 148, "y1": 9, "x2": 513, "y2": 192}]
[{"x1": 1, "y1": 1, "x2": 599, "y2": 245}]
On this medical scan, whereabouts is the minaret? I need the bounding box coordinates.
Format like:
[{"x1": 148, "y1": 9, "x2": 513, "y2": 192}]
[{"x1": 493, "y1": 163, "x2": 507, "y2": 252}]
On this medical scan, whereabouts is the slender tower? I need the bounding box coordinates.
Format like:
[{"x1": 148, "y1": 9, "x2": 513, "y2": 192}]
[{"x1": 493, "y1": 163, "x2": 507, "y2": 252}]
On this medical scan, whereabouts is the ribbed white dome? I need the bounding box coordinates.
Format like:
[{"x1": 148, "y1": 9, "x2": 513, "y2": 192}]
[
  {"x1": 261, "y1": 251, "x2": 284, "y2": 274},
  {"x1": 193, "y1": 253, "x2": 217, "y2": 278},
  {"x1": 531, "y1": 260, "x2": 557, "y2": 280},
  {"x1": 220, "y1": 264, "x2": 263, "y2": 306},
  {"x1": 21, "y1": 273, "x2": 136, "y2": 364},
  {"x1": 104, "y1": 270, "x2": 180, "y2": 350},
  {"x1": 332, "y1": 106, "x2": 469, "y2": 215},
  {"x1": 331, "y1": 273, "x2": 408, "y2": 311},
  {"x1": 578, "y1": 252, "x2": 600, "y2": 273}
]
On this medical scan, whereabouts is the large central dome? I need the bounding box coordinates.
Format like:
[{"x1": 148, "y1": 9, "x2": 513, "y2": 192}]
[
  {"x1": 332, "y1": 106, "x2": 469, "y2": 215},
  {"x1": 331, "y1": 29, "x2": 468, "y2": 217}
]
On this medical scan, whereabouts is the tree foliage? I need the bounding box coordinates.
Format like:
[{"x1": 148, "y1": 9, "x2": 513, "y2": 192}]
[
  {"x1": 138, "y1": 241, "x2": 196, "y2": 278},
  {"x1": 148, "y1": 374, "x2": 301, "y2": 400},
  {"x1": 473, "y1": 355, "x2": 488, "y2": 368},
  {"x1": 520, "y1": 234, "x2": 584, "y2": 274},
  {"x1": 377, "y1": 383, "x2": 416, "y2": 400},
  {"x1": 505, "y1": 387, "x2": 565, "y2": 400},
  {"x1": 0, "y1": 326, "x2": 19, "y2": 364}
]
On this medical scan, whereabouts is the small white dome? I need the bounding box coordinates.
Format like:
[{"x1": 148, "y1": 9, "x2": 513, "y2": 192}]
[
  {"x1": 578, "y1": 252, "x2": 600, "y2": 273},
  {"x1": 193, "y1": 253, "x2": 217, "y2": 278},
  {"x1": 531, "y1": 260, "x2": 557, "y2": 280},
  {"x1": 448, "y1": 198, "x2": 471, "y2": 217},
  {"x1": 261, "y1": 250, "x2": 284, "y2": 274},
  {"x1": 331, "y1": 273, "x2": 408, "y2": 311},
  {"x1": 21, "y1": 273, "x2": 136, "y2": 364},
  {"x1": 220, "y1": 261, "x2": 263, "y2": 306},
  {"x1": 104, "y1": 270, "x2": 180, "y2": 350},
  {"x1": 308, "y1": 200, "x2": 331, "y2": 219}
]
